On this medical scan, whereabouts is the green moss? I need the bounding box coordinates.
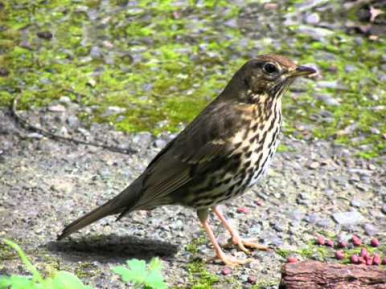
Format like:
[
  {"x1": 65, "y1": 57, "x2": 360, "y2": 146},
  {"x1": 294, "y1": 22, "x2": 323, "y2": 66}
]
[
  {"x1": 252, "y1": 280, "x2": 278, "y2": 289},
  {"x1": 75, "y1": 262, "x2": 99, "y2": 279},
  {"x1": 187, "y1": 261, "x2": 218, "y2": 289},
  {"x1": 185, "y1": 236, "x2": 207, "y2": 254},
  {"x1": 0, "y1": 1, "x2": 384, "y2": 157}
]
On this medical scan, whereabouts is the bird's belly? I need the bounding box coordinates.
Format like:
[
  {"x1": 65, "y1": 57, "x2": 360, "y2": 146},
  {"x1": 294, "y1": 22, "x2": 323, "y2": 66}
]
[
  {"x1": 245, "y1": 129, "x2": 281, "y2": 187},
  {"x1": 247, "y1": 153, "x2": 273, "y2": 187}
]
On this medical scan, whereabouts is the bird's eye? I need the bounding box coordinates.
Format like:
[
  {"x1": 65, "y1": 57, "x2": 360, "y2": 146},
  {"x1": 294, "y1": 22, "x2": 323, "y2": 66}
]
[{"x1": 263, "y1": 63, "x2": 277, "y2": 74}]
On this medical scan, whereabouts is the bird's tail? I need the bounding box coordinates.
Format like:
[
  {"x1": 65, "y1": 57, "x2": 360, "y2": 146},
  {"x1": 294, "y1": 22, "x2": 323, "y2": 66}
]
[{"x1": 57, "y1": 177, "x2": 143, "y2": 240}]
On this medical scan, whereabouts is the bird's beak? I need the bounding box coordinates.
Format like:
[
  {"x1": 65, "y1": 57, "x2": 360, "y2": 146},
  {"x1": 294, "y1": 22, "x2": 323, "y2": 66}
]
[{"x1": 292, "y1": 66, "x2": 317, "y2": 77}]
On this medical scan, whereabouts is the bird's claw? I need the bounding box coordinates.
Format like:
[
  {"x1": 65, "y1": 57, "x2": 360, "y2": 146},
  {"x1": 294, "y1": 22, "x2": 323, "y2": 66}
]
[
  {"x1": 222, "y1": 237, "x2": 270, "y2": 253},
  {"x1": 206, "y1": 254, "x2": 254, "y2": 267}
]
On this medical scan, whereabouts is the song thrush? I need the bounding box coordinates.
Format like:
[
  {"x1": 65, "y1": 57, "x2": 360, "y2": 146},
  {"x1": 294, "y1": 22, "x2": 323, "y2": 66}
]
[{"x1": 58, "y1": 55, "x2": 316, "y2": 266}]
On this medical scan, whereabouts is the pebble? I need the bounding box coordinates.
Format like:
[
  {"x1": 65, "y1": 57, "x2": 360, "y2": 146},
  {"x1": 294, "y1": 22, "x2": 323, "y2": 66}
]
[
  {"x1": 325, "y1": 239, "x2": 334, "y2": 247},
  {"x1": 363, "y1": 223, "x2": 378, "y2": 236},
  {"x1": 221, "y1": 267, "x2": 232, "y2": 275},
  {"x1": 255, "y1": 200, "x2": 263, "y2": 206},
  {"x1": 296, "y1": 26, "x2": 333, "y2": 41},
  {"x1": 133, "y1": 132, "x2": 152, "y2": 149},
  {"x1": 154, "y1": 139, "x2": 167, "y2": 149},
  {"x1": 286, "y1": 257, "x2": 297, "y2": 263},
  {"x1": 305, "y1": 12, "x2": 320, "y2": 24},
  {"x1": 350, "y1": 199, "x2": 362, "y2": 208},
  {"x1": 287, "y1": 210, "x2": 304, "y2": 222},
  {"x1": 37, "y1": 31, "x2": 53, "y2": 39},
  {"x1": 77, "y1": 127, "x2": 91, "y2": 137},
  {"x1": 317, "y1": 80, "x2": 347, "y2": 90},
  {"x1": 48, "y1": 105, "x2": 66, "y2": 112},
  {"x1": 101, "y1": 106, "x2": 126, "y2": 117},
  {"x1": 90, "y1": 46, "x2": 102, "y2": 58},
  {"x1": 381, "y1": 204, "x2": 386, "y2": 214},
  {"x1": 350, "y1": 255, "x2": 359, "y2": 264},
  {"x1": 344, "y1": 65, "x2": 357, "y2": 73},
  {"x1": 316, "y1": 94, "x2": 340, "y2": 106},
  {"x1": 373, "y1": 254, "x2": 381, "y2": 265},
  {"x1": 307, "y1": 161, "x2": 320, "y2": 169},
  {"x1": 237, "y1": 207, "x2": 249, "y2": 214},
  {"x1": 27, "y1": 133, "x2": 44, "y2": 139},
  {"x1": 370, "y1": 238, "x2": 380, "y2": 247},
  {"x1": 332, "y1": 211, "x2": 364, "y2": 226},
  {"x1": 335, "y1": 251, "x2": 344, "y2": 260},
  {"x1": 66, "y1": 115, "x2": 80, "y2": 128},
  {"x1": 59, "y1": 96, "x2": 71, "y2": 104},
  {"x1": 305, "y1": 213, "x2": 319, "y2": 224},
  {"x1": 247, "y1": 276, "x2": 256, "y2": 284}
]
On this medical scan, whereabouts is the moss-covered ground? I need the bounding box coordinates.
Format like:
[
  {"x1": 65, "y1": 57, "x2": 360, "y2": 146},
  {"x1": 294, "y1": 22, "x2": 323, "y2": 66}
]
[{"x1": 1, "y1": 0, "x2": 385, "y2": 158}]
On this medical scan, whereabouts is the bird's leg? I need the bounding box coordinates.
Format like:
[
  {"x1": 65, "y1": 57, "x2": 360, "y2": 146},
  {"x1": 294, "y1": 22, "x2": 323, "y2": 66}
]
[
  {"x1": 212, "y1": 206, "x2": 269, "y2": 253},
  {"x1": 197, "y1": 209, "x2": 253, "y2": 266}
]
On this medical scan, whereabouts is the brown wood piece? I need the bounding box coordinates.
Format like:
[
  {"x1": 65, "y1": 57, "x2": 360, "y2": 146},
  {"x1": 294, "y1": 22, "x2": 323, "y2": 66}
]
[{"x1": 280, "y1": 260, "x2": 386, "y2": 289}]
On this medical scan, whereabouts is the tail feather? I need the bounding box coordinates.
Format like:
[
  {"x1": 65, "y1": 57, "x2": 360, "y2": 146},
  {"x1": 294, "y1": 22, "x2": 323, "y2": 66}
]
[
  {"x1": 57, "y1": 177, "x2": 143, "y2": 240},
  {"x1": 57, "y1": 198, "x2": 121, "y2": 240}
]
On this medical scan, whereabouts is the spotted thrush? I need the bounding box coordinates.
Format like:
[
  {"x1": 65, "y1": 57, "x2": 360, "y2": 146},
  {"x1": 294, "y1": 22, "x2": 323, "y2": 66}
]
[{"x1": 58, "y1": 55, "x2": 316, "y2": 266}]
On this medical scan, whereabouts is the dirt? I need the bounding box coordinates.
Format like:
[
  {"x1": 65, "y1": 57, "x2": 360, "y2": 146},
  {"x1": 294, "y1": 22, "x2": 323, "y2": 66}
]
[{"x1": 0, "y1": 102, "x2": 385, "y2": 288}]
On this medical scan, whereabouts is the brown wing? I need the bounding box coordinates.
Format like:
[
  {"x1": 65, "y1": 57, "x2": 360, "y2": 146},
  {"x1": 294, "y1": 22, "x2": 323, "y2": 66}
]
[{"x1": 133, "y1": 99, "x2": 246, "y2": 208}]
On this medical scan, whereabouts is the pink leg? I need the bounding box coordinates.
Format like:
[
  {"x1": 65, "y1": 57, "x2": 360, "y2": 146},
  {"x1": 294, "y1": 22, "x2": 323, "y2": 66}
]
[
  {"x1": 200, "y1": 218, "x2": 253, "y2": 266},
  {"x1": 213, "y1": 206, "x2": 269, "y2": 253},
  {"x1": 197, "y1": 209, "x2": 252, "y2": 266}
]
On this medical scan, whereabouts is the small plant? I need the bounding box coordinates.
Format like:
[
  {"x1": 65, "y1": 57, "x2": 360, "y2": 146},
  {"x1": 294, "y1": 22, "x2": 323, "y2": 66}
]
[
  {"x1": 112, "y1": 258, "x2": 167, "y2": 289},
  {"x1": 0, "y1": 239, "x2": 91, "y2": 289},
  {"x1": 0, "y1": 239, "x2": 167, "y2": 289}
]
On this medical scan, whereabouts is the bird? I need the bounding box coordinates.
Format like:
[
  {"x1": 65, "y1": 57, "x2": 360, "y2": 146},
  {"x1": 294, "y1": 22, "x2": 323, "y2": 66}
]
[{"x1": 58, "y1": 54, "x2": 316, "y2": 266}]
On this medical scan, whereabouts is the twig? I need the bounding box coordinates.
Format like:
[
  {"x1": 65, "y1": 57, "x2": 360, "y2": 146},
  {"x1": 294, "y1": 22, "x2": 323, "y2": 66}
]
[{"x1": 11, "y1": 94, "x2": 137, "y2": 155}]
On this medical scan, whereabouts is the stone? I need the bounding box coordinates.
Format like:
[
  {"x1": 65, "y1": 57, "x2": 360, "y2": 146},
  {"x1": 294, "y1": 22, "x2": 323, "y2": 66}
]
[
  {"x1": 101, "y1": 106, "x2": 126, "y2": 117},
  {"x1": 66, "y1": 115, "x2": 80, "y2": 128},
  {"x1": 307, "y1": 161, "x2": 320, "y2": 169},
  {"x1": 296, "y1": 26, "x2": 333, "y2": 41},
  {"x1": 154, "y1": 139, "x2": 167, "y2": 149},
  {"x1": 48, "y1": 105, "x2": 66, "y2": 112},
  {"x1": 350, "y1": 199, "x2": 362, "y2": 208},
  {"x1": 305, "y1": 13, "x2": 320, "y2": 24},
  {"x1": 363, "y1": 223, "x2": 378, "y2": 236},
  {"x1": 344, "y1": 65, "x2": 357, "y2": 73},
  {"x1": 90, "y1": 46, "x2": 101, "y2": 58},
  {"x1": 316, "y1": 94, "x2": 340, "y2": 106},
  {"x1": 59, "y1": 96, "x2": 71, "y2": 104},
  {"x1": 132, "y1": 132, "x2": 152, "y2": 149},
  {"x1": 27, "y1": 133, "x2": 44, "y2": 139},
  {"x1": 332, "y1": 211, "x2": 364, "y2": 226}
]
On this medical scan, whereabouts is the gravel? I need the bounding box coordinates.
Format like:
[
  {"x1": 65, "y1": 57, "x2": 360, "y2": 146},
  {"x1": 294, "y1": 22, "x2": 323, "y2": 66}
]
[
  {"x1": 0, "y1": 103, "x2": 385, "y2": 288},
  {"x1": 332, "y1": 211, "x2": 365, "y2": 226}
]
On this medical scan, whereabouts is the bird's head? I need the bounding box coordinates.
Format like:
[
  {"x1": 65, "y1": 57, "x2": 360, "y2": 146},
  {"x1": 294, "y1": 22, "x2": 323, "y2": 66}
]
[{"x1": 221, "y1": 54, "x2": 316, "y2": 103}]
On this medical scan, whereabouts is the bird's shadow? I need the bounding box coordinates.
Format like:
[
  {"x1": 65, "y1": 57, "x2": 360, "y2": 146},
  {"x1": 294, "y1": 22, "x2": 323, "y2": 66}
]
[{"x1": 46, "y1": 234, "x2": 179, "y2": 264}]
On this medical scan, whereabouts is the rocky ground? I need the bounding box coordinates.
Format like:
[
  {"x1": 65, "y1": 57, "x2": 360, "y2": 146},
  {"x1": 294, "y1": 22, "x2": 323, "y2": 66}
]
[{"x1": 0, "y1": 99, "x2": 385, "y2": 288}]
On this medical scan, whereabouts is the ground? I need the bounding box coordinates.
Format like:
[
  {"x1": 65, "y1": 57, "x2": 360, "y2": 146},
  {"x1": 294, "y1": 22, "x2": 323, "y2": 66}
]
[
  {"x1": 0, "y1": 102, "x2": 385, "y2": 288},
  {"x1": 0, "y1": 0, "x2": 385, "y2": 288}
]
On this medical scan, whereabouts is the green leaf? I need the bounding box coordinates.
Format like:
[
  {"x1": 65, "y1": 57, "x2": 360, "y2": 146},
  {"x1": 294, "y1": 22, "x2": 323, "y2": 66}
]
[
  {"x1": 148, "y1": 257, "x2": 162, "y2": 272},
  {"x1": 145, "y1": 270, "x2": 167, "y2": 289},
  {"x1": 112, "y1": 259, "x2": 147, "y2": 284},
  {"x1": 51, "y1": 271, "x2": 92, "y2": 289},
  {"x1": 145, "y1": 258, "x2": 167, "y2": 289},
  {"x1": 0, "y1": 275, "x2": 41, "y2": 289}
]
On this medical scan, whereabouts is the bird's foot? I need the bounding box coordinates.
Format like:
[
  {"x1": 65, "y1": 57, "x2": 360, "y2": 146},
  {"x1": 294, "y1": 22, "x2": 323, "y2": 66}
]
[
  {"x1": 206, "y1": 251, "x2": 254, "y2": 266},
  {"x1": 223, "y1": 237, "x2": 270, "y2": 254}
]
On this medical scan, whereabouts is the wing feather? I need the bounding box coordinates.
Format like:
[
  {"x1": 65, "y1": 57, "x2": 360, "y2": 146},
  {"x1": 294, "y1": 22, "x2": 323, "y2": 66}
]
[{"x1": 135, "y1": 100, "x2": 246, "y2": 208}]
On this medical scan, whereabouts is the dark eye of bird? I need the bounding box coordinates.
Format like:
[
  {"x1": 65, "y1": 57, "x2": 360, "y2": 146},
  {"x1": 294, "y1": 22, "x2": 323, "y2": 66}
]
[{"x1": 263, "y1": 63, "x2": 277, "y2": 74}]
